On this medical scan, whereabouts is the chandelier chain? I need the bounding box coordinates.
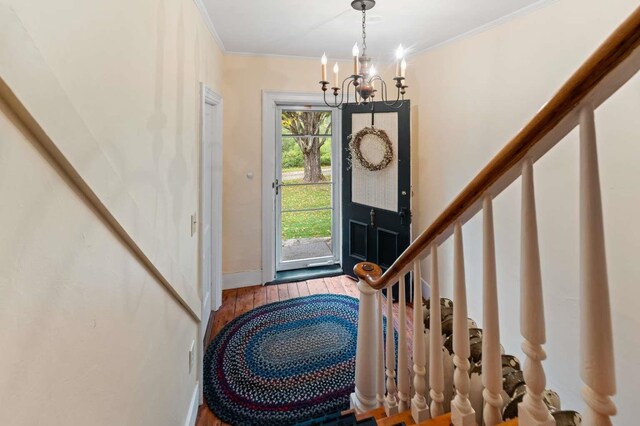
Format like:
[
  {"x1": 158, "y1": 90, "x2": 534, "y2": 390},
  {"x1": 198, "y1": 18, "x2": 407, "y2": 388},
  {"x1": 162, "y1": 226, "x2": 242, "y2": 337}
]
[{"x1": 361, "y1": 4, "x2": 367, "y2": 56}]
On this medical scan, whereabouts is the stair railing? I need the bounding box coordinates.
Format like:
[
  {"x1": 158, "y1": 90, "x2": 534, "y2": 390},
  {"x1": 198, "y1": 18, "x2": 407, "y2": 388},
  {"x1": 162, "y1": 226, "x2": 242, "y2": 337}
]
[{"x1": 349, "y1": 7, "x2": 640, "y2": 426}]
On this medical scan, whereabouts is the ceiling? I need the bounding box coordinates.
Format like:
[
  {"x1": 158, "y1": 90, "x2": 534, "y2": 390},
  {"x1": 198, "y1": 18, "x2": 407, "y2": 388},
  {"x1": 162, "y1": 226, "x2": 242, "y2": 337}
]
[{"x1": 200, "y1": 0, "x2": 553, "y2": 59}]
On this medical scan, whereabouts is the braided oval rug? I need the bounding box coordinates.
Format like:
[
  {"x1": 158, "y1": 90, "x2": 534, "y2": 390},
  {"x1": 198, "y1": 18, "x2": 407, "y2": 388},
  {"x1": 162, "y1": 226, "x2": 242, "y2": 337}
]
[{"x1": 203, "y1": 294, "x2": 394, "y2": 426}]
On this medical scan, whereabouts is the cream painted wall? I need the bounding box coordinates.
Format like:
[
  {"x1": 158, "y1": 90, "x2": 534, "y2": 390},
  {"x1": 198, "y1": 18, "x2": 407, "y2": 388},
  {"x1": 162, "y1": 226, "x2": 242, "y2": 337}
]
[
  {"x1": 407, "y1": 0, "x2": 640, "y2": 421},
  {"x1": 0, "y1": 0, "x2": 223, "y2": 424},
  {"x1": 222, "y1": 56, "x2": 317, "y2": 275},
  {"x1": 221, "y1": 55, "x2": 399, "y2": 277},
  {"x1": 3, "y1": 0, "x2": 224, "y2": 301}
]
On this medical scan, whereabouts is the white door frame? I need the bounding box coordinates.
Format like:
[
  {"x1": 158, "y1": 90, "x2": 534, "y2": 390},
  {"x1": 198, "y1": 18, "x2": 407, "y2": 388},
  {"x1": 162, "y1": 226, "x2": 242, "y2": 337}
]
[
  {"x1": 261, "y1": 91, "x2": 342, "y2": 283},
  {"x1": 198, "y1": 84, "x2": 223, "y2": 401}
]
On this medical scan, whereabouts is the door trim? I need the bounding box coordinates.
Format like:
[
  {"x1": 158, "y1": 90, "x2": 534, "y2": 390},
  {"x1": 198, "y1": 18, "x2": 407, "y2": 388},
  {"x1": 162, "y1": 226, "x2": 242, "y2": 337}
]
[
  {"x1": 261, "y1": 91, "x2": 342, "y2": 283},
  {"x1": 200, "y1": 85, "x2": 223, "y2": 312},
  {"x1": 275, "y1": 105, "x2": 340, "y2": 271},
  {"x1": 198, "y1": 84, "x2": 223, "y2": 402}
]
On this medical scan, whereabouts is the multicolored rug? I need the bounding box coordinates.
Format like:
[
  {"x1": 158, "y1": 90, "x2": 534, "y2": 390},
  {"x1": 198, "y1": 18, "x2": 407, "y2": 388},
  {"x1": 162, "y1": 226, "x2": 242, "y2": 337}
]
[{"x1": 203, "y1": 294, "x2": 394, "y2": 426}]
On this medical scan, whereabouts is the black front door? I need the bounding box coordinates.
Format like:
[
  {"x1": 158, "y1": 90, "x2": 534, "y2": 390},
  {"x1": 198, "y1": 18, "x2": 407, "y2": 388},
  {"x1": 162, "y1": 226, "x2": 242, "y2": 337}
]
[{"x1": 342, "y1": 101, "x2": 411, "y2": 299}]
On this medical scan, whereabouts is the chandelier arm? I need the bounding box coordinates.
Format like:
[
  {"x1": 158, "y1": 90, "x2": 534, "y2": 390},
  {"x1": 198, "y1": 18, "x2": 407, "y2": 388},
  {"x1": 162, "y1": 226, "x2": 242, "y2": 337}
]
[
  {"x1": 370, "y1": 75, "x2": 385, "y2": 102},
  {"x1": 323, "y1": 89, "x2": 338, "y2": 109},
  {"x1": 341, "y1": 78, "x2": 354, "y2": 109},
  {"x1": 352, "y1": 78, "x2": 361, "y2": 105},
  {"x1": 378, "y1": 78, "x2": 404, "y2": 109},
  {"x1": 345, "y1": 78, "x2": 353, "y2": 107}
]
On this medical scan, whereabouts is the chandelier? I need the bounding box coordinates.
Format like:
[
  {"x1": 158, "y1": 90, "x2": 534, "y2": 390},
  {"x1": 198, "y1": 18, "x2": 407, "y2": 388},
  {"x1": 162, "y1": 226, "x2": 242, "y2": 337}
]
[{"x1": 319, "y1": 0, "x2": 408, "y2": 109}]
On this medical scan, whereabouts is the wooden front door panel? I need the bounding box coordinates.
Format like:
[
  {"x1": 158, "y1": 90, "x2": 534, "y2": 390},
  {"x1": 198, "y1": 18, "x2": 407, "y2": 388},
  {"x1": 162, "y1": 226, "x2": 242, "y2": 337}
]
[{"x1": 341, "y1": 101, "x2": 411, "y2": 300}]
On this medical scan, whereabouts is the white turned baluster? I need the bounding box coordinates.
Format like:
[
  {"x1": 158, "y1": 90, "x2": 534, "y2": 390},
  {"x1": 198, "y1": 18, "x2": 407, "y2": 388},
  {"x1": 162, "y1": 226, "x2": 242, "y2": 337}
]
[
  {"x1": 385, "y1": 283, "x2": 399, "y2": 416},
  {"x1": 482, "y1": 196, "x2": 503, "y2": 426},
  {"x1": 411, "y1": 261, "x2": 430, "y2": 422},
  {"x1": 397, "y1": 276, "x2": 411, "y2": 412},
  {"x1": 429, "y1": 245, "x2": 445, "y2": 418},
  {"x1": 451, "y1": 223, "x2": 476, "y2": 426},
  {"x1": 518, "y1": 159, "x2": 555, "y2": 426},
  {"x1": 350, "y1": 277, "x2": 380, "y2": 412},
  {"x1": 579, "y1": 105, "x2": 617, "y2": 425},
  {"x1": 376, "y1": 291, "x2": 386, "y2": 407}
]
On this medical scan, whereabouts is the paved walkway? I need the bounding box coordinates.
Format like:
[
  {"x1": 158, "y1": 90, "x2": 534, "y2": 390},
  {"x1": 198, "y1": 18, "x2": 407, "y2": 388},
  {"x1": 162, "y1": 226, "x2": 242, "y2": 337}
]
[{"x1": 282, "y1": 237, "x2": 332, "y2": 262}]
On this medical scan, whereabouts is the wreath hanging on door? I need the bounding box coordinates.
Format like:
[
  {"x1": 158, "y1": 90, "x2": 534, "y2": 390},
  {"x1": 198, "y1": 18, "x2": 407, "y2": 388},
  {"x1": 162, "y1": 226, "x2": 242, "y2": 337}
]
[{"x1": 348, "y1": 126, "x2": 394, "y2": 171}]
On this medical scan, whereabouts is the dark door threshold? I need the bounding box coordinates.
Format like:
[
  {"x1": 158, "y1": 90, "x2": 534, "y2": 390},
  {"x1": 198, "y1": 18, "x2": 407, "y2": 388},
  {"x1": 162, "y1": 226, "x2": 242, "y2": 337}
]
[{"x1": 267, "y1": 264, "x2": 344, "y2": 285}]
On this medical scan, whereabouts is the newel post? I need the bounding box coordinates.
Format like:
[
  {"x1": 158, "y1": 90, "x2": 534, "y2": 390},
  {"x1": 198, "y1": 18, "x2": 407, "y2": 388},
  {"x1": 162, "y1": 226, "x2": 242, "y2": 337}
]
[{"x1": 351, "y1": 262, "x2": 383, "y2": 413}]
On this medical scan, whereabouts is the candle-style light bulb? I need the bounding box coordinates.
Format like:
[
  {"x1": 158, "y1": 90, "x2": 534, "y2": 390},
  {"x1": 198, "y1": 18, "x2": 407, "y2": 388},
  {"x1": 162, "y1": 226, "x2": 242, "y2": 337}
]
[
  {"x1": 352, "y1": 43, "x2": 360, "y2": 76},
  {"x1": 400, "y1": 58, "x2": 407, "y2": 78},
  {"x1": 396, "y1": 44, "x2": 404, "y2": 77},
  {"x1": 370, "y1": 65, "x2": 377, "y2": 77},
  {"x1": 333, "y1": 62, "x2": 339, "y2": 87},
  {"x1": 321, "y1": 53, "x2": 327, "y2": 81}
]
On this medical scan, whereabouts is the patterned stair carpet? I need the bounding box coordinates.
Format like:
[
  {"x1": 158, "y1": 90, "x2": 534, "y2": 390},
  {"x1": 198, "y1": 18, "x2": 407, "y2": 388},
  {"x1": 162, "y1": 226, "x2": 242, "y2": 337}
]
[{"x1": 203, "y1": 294, "x2": 395, "y2": 426}]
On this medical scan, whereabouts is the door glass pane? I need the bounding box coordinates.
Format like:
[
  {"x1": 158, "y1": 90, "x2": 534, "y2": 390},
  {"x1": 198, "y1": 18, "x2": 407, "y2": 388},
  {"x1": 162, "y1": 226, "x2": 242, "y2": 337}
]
[
  {"x1": 281, "y1": 210, "x2": 333, "y2": 262},
  {"x1": 281, "y1": 111, "x2": 332, "y2": 137},
  {"x1": 281, "y1": 183, "x2": 332, "y2": 211},
  {"x1": 279, "y1": 110, "x2": 334, "y2": 266}
]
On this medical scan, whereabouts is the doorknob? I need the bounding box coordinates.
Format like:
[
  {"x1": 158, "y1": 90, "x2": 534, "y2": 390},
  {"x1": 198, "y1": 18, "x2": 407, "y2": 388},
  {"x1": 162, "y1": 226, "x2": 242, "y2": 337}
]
[
  {"x1": 370, "y1": 209, "x2": 376, "y2": 228},
  {"x1": 399, "y1": 207, "x2": 412, "y2": 225}
]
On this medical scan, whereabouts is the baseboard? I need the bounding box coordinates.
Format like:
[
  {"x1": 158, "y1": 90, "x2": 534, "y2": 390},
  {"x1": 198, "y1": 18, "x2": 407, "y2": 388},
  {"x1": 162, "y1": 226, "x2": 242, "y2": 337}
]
[
  {"x1": 223, "y1": 270, "x2": 263, "y2": 289},
  {"x1": 184, "y1": 382, "x2": 200, "y2": 426}
]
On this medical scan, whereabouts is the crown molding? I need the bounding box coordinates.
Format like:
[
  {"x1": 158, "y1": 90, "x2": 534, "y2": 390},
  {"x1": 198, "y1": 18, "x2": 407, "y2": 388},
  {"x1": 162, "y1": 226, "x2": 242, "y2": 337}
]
[
  {"x1": 225, "y1": 50, "x2": 330, "y2": 62},
  {"x1": 192, "y1": 0, "x2": 226, "y2": 52}
]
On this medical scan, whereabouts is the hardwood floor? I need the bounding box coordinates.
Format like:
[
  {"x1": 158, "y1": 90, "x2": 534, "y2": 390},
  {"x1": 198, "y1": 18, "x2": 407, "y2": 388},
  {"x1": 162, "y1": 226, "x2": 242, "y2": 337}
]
[{"x1": 196, "y1": 275, "x2": 415, "y2": 426}]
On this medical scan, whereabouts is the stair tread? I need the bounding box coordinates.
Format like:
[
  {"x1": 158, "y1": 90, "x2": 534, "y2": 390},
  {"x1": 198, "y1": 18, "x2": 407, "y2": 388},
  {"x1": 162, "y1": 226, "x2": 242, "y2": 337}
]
[
  {"x1": 376, "y1": 409, "x2": 418, "y2": 426},
  {"x1": 365, "y1": 410, "x2": 519, "y2": 426},
  {"x1": 352, "y1": 408, "x2": 518, "y2": 426},
  {"x1": 354, "y1": 407, "x2": 386, "y2": 421}
]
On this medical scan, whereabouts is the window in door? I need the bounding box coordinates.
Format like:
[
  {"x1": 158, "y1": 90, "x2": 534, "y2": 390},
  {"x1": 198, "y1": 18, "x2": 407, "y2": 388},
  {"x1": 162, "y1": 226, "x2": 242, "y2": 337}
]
[{"x1": 275, "y1": 107, "x2": 340, "y2": 271}]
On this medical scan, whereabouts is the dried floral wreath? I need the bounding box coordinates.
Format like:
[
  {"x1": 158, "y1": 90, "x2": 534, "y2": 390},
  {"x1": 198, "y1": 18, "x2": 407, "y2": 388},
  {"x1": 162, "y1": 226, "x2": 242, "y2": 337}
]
[{"x1": 347, "y1": 126, "x2": 394, "y2": 171}]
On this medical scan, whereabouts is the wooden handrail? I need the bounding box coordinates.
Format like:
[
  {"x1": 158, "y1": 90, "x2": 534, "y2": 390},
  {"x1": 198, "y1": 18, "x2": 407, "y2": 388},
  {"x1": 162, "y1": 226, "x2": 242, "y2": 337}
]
[{"x1": 355, "y1": 6, "x2": 640, "y2": 289}]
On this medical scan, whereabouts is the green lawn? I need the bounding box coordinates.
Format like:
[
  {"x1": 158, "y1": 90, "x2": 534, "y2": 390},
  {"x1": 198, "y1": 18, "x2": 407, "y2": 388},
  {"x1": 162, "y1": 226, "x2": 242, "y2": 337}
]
[{"x1": 281, "y1": 178, "x2": 332, "y2": 240}]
